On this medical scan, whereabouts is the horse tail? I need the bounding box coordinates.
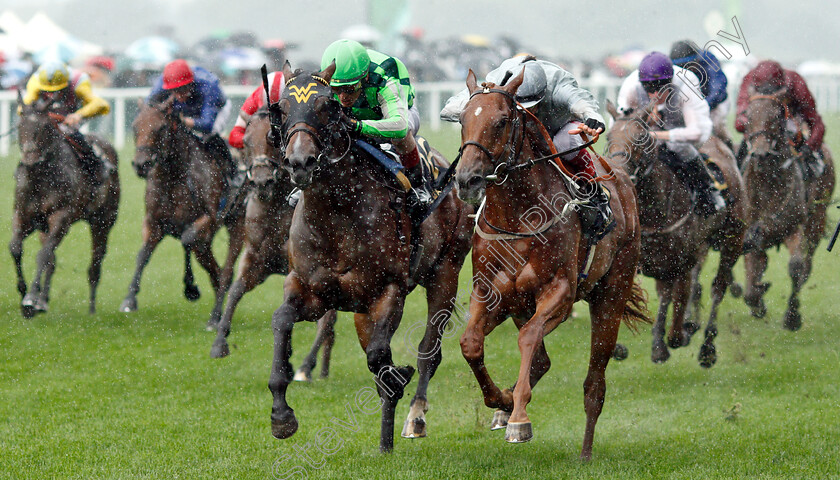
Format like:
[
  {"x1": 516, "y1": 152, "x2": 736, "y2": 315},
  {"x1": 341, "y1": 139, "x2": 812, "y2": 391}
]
[{"x1": 620, "y1": 278, "x2": 652, "y2": 333}]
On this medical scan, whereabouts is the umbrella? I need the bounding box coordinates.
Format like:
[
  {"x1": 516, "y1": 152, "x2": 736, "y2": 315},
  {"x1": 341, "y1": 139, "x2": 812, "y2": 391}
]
[
  {"x1": 124, "y1": 36, "x2": 179, "y2": 67},
  {"x1": 34, "y1": 40, "x2": 79, "y2": 64},
  {"x1": 216, "y1": 47, "x2": 266, "y2": 75}
]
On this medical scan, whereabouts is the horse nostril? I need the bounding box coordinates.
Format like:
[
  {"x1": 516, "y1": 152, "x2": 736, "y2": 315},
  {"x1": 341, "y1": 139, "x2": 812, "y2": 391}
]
[
  {"x1": 466, "y1": 176, "x2": 484, "y2": 189},
  {"x1": 304, "y1": 155, "x2": 317, "y2": 171}
]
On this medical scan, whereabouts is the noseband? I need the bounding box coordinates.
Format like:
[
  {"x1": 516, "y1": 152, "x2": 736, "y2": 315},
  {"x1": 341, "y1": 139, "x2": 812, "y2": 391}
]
[
  {"x1": 460, "y1": 87, "x2": 525, "y2": 184},
  {"x1": 744, "y1": 91, "x2": 791, "y2": 158}
]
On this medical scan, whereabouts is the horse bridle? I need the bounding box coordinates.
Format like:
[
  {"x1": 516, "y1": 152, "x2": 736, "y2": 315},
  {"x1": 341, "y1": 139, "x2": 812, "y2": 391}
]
[
  {"x1": 743, "y1": 91, "x2": 791, "y2": 158},
  {"x1": 460, "y1": 86, "x2": 525, "y2": 184},
  {"x1": 135, "y1": 104, "x2": 180, "y2": 172},
  {"x1": 278, "y1": 75, "x2": 352, "y2": 167}
]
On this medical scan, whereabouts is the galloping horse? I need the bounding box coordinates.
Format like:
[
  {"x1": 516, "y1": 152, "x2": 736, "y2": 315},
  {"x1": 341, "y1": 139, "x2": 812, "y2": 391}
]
[
  {"x1": 605, "y1": 100, "x2": 746, "y2": 367},
  {"x1": 740, "y1": 89, "x2": 835, "y2": 329},
  {"x1": 210, "y1": 109, "x2": 338, "y2": 383},
  {"x1": 455, "y1": 70, "x2": 649, "y2": 460},
  {"x1": 121, "y1": 97, "x2": 245, "y2": 327},
  {"x1": 268, "y1": 63, "x2": 473, "y2": 452},
  {"x1": 10, "y1": 94, "x2": 120, "y2": 318}
]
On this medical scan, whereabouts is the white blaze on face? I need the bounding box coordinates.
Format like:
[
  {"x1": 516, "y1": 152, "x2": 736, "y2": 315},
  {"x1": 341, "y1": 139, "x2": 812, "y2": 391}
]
[{"x1": 474, "y1": 106, "x2": 482, "y2": 117}]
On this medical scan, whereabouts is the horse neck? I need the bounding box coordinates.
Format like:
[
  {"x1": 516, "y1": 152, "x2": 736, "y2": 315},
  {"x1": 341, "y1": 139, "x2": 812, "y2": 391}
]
[
  {"x1": 483, "y1": 139, "x2": 569, "y2": 229},
  {"x1": 633, "y1": 153, "x2": 691, "y2": 227},
  {"x1": 301, "y1": 154, "x2": 380, "y2": 219},
  {"x1": 154, "y1": 124, "x2": 199, "y2": 179}
]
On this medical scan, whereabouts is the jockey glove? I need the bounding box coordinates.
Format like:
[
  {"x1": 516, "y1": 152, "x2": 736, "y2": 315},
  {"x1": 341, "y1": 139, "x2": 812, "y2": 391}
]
[
  {"x1": 339, "y1": 110, "x2": 362, "y2": 134},
  {"x1": 584, "y1": 118, "x2": 606, "y2": 133},
  {"x1": 799, "y1": 143, "x2": 813, "y2": 159}
]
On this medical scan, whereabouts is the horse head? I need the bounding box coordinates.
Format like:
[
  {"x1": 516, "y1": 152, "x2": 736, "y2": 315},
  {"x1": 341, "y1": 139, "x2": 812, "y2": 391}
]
[
  {"x1": 278, "y1": 61, "x2": 349, "y2": 188},
  {"x1": 455, "y1": 68, "x2": 525, "y2": 204},
  {"x1": 243, "y1": 108, "x2": 284, "y2": 198},
  {"x1": 132, "y1": 95, "x2": 178, "y2": 178},
  {"x1": 742, "y1": 86, "x2": 789, "y2": 162},
  {"x1": 16, "y1": 91, "x2": 62, "y2": 167},
  {"x1": 605, "y1": 99, "x2": 660, "y2": 184}
]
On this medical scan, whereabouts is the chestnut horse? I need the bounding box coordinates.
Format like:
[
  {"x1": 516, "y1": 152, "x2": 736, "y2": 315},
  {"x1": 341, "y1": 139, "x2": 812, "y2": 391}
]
[
  {"x1": 210, "y1": 109, "x2": 338, "y2": 383},
  {"x1": 120, "y1": 97, "x2": 245, "y2": 327},
  {"x1": 605, "y1": 100, "x2": 746, "y2": 367},
  {"x1": 268, "y1": 63, "x2": 473, "y2": 452},
  {"x1": 10, "y1": 95, "x2": 120, "y2": 318},
  {"x1": 740, "y1": 89, "x2": 835, "y2": 329},
  {"x1": 454, "y1": 70, "x2": 650, "y2": 460}
]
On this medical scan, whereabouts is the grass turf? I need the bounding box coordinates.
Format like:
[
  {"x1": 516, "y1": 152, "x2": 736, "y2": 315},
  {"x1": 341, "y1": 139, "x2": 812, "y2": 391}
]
[{"x1": 0, "y1": 117, "x2": 839, "y2": 479}]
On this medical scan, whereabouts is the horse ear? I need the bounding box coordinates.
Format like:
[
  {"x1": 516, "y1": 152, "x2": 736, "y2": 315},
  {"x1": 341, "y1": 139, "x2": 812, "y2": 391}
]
[
  {"x1": 282, "y1": 60, "x2": 293, "y2": 82},
  {"x1": 503, "y1": 67, "x2": 525, "y2": 96},
  {"x1": 319, "y1": 61, "x2": 336, "y2": 84},
  {"x1": 466, "y1": 69, "x2": 478, "y2": 93},
  {"x1": 16, "y1": 89, "x2": 23, "y2": 107},
  {"x1": 605, "y1": 99, "x2": 620, "y2": 119}
]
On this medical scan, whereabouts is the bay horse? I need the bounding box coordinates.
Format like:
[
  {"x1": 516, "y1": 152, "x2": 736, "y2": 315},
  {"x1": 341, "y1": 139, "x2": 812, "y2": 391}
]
[
  {"x1": 605, "y1": 100, "x2": 747, "y2": 367},
  {"x1": 740, "y1": 89, "x2": 835, "y2": 329},
  {"x1": 268, "y1": 63, "x2": 473, "y2": 452},
  {"x1": 210, "y1": 109, "x2": 338, "y2": 384},
  {"x1": 10, "y1": 95, "x2": 120, "y2": 318},
  {"x1": 455, "y1": 70, "x2": 649, "y2": 460},
  {"x1": 120, "y1": 96, "x2": 245, "y2": 328}
]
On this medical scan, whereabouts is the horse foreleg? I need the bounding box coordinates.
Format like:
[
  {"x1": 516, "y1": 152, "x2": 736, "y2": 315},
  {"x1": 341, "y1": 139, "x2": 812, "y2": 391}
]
[
  {"x1": 783, "y1": 229, "x2": 810, "y2": 331},
  {"x1": 210, "y1": 249, "x2": 267, "y2": 358},
  {"x1": 460, "y1": 299, "x2": 510, "y2": 416},
  {"x1": 269, "y1": 273, "x2": 326, "y2": 440},
  {"x1": 667, "y1": 274, "x2": 692, "y2": 349},
  {"x1": 651, "y1": 279, "x2": 673, "y2": 363},
  {"x1": 9, "y1": 214, "x2": 32, "y2": 304},
  {"x1": 700, "y1": 239, "x2": 740, "y2": 368},
  {"x1": 120, "y1": 223, "x2": 163, "y2": 313},
  {"x1": 192, "y1": 241, "x2": 223, "y2": 327},
  {"x1": 744, "y1": 250, "x2": 769, "y2": 318},
  {"x1": 507, "y1": 279, "x2": 572, "y2": 444},
  {"x1": 87, "y1": 222, "x2": 112, "y2": 315},
  {"x1": 24, "y1": 212, "x2": 73, "y2": 315},
  {"x1": 208, "y1": 217, "x2": 246, "y2": 328},
  {"x1": 183, "y1": 247, "x2": 200, "y2": 301},
  {"x1": 294, "y1": 310, "x2": 338, "y2": 382},
  {"x1": 684, "y1": 257, "x2": 706, "y2": 339}
]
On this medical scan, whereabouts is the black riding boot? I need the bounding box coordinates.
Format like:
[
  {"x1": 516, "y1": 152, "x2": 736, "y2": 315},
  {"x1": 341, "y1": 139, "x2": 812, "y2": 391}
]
[
  {"x1": 577, "y1": 181, "x2": 616, "y2": 243},
  {"x1": 674, "y1": 154, "x2": 726, "y2": 217},
  {"x1": 405, "y1": 163, "x2": 433, "y2": 219}
]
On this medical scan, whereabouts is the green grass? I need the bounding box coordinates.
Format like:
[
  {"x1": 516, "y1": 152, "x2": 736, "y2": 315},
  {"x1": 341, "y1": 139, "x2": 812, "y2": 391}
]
[{"x1": 1, "y1": 118, "x2": 839, "y2": 479}]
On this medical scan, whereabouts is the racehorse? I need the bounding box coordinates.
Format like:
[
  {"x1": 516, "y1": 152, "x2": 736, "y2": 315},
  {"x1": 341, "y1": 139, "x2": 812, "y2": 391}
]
[
  {"x1": 268, "y1": 63, "x2": 473, "y2": 452},
  {"x1": 210, "y1": 109, "x2": 338, "y2": 383},
  {"x1": 605, "y1": 100, "x2": 746, "y2": 367},
  {"x1": 10, "y1": 93, "x2": 120, "y2": 318},
  {"x1": 740, "y1": 89, "x2": 835, "y2": 330},
  {"x1": 455, "y1": 70, "x2": 649, "y2": 460},
  {"x1": 120, "y1": 96, "x2": 245, "y2": 327}
]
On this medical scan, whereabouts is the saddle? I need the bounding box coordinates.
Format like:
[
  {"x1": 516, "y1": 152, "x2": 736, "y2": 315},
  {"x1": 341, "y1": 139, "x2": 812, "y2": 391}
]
[{"x1": 355, "y1": 136, "x2": 442, "y2": 198}]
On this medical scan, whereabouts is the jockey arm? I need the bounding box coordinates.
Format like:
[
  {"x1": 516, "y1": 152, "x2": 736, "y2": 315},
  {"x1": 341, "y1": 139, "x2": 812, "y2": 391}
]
[
  {"x1": 548, "y1": 70, "x2": 605, "y2": 127},
  {"x1": 702, "y1": 54, "x2": 728, "y2": 110},
  {"x1": 787, "y1": 70, "x2": 825, "y2": 150},
  {"x1": 73, "y1": 77, "x2": 110, "y2": 119},
  {"x1": 192, "y1": 82, "x2": 226, "y2": 134},
  {"x1": 356, "y1": 78, "x2": 411, "y2": 139},
  {"x1": 734, "y1": 69, "x2": 757, "y2": 133}
]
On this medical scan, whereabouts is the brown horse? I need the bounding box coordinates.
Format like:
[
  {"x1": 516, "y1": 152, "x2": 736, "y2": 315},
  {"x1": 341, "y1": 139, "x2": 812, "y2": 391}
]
[
  {"x1": 268, "y1": 63, "x2": 473, "y2": 452},
  {"x1": 210, "y1": 109, "x2": 338, "y2": 383},
  {"x1": 120, "y1": 97, "x2": 245, "y2": 328},
  {"x1": 740, "y1": 90, "x2": 835, "y2": 329},
  {"x1": 454, "y1": 70, "x2": 649, "y2": 460},
  {"x1": 10, "y1": 94, "x2": 120, "y2": 318},
  {"x1": 605, "y1": 100, "x2": 746, "y2": 367}
]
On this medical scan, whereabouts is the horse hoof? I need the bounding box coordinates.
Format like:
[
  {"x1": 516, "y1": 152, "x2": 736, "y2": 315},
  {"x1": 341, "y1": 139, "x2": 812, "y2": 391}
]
[
  {"x1": 490, "y1": 409, "x2": 510, "y2": 430},
  {"x1": 401, "y1": 398, "x2": 429, "y2": 438},
  {"x1": 119, "y1": 298, "x2": 137, "y2": 313},
  {"x1": 750, "y1": 303, "x2": 767, "y2": 319},
  {"x1": 293, "y1": 369, "x2": 312, "y2": 382},
  {"x1": 729, "y1": 282, "x2": 743, "y2": 298},
  {"x1": 184, "y1": 285, "x2": 200, "y2": 302},
  {"x1": 271, "y1": 411, "x2": 299, "y2": 439},
  {"x1": 34, "y1": 299, "x2": 48, "y2": 314},
  {"x1": 684, "y1": 321, "x2": 700, "y2": 338},
  {"x1": 504, "y1": 422, "x2": 533, "y2": 443},
  {"x1": 21, "y1": 304, "x2": 35, "y2": 319},
  {"x1": 210, "y1": 341, "x2": 230, "y2": 359},
  {"x1": 699, "y1": 344, "x2": 717, "y2": 369},
  {"x1": 651, "y1": 347, "x2": 670, "y2": 364},
  {"x1": 783, "y1": 309, "x2": 802, "y2": 331},
  {"x1": 611, "y1": 343, "x2": 629, "y2": 361},
  {"x1": 667, "y1": 332, "x2": 688, "y2": 349}
]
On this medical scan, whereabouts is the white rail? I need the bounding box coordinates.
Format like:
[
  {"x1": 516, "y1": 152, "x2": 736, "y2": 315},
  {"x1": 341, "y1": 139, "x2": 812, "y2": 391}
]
[{"x1": 3, "y1": 75, "x2": 840, "y2": 157}]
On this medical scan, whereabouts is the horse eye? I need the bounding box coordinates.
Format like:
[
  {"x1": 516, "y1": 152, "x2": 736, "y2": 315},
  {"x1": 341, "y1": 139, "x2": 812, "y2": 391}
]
[{"x1": 495, "y1": 118, "x2": 508, "y2": 129}]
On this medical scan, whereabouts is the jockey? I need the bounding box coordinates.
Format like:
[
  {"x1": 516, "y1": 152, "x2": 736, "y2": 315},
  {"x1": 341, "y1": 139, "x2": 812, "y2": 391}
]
[
  {"x1": 617, "y1": 51, "x2": 725, "y2": 217},
  {"x1": 228, "y1": 70, "x2": 285, "y2": 150},
  {"x1": 319, "y1": 39, "x2": 431, "y2": 205},
  {"x1": 670, "y1": 40, "x2": 732, "y2": 147},
  {"x1": 148, "y1": 59, "x2": 236, "y2": 180},
  {"x1": 440, "y1": 54, "x2": 613, "y2": 240},
  {"x1": 22, "y1": 61, "x2": 112, "y2": 183},
  {"x1": 734, "y1": 60, "x2": 826, "y2": 179}
]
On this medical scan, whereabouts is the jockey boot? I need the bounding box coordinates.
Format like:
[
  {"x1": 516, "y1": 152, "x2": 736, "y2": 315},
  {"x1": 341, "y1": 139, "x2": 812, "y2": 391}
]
[
  {"x1": 676, "y1": 153, "x2": 726, "y2": 217},
  {"x1": 800, "y1": 146, "x2": 826, "y2": 181},
  {"x1": 570, "y1": 150, "x2": 615, "y2": 243},
  {"x1": 402, "y1": 147, "x2": 433, "y2": 224}
]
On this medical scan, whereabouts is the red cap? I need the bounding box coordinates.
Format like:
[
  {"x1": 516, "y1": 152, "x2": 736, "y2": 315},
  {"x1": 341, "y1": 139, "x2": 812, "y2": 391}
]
[
  {"x1": 162, "y1": 59, "x2": 194, "y2": 90},
  {"x1": 86, "y1": 56, "x2": 115, "y2": 72},
  {"x1": 751, "y1": 60, "x2": 785, "y2": 90}
]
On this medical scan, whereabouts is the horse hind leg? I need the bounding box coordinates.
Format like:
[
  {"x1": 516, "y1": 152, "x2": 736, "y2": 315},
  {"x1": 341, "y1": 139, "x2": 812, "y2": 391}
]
[
  {"x1": 743, "y1": 250, "x2": 770, "y2": 318},
  {"x1": 207, "y1": 216, "x2": 246, "y2": 329},
  {"x1": 210, "y1": 253, "x2": 266, "y2": 358},
  {"x1": 318, "y1": 310, "x2": 337, "y2": 379},
  {"x1": 651, "y1": 280, "x2": 673, "y2": 363},
  {"x1": 26, "y1": 215, "x2": 72, "y2": 315},
  {"x1": 666, "y1": 275, "x2": 692, "y2": 349},
  {"x1": 120, "y1": 226, "x2": 163, "y2": 313},
  {"x1": 183, "y1": 247, "x2": 200, "y2": 302},
  {"x1": 683, "y1": 260, "x2": 706, "y2": 340},
  {"x1": 87, "y1": 220, "x2": 113, "y2": 315},
  {"x1": 699, "y1": 239, "x2": 739, "y2": 368},
  {"x1": 294, "y1": 310, "x2": 338, "y2": 381}
]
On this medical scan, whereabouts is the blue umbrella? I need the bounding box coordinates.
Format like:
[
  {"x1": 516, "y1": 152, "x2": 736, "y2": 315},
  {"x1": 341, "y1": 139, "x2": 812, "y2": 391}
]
[
  {"x1": 125, "y1": 36, "x2": 179, "y2": 67},
  {"x1": 34, "y1": 41, "x2": 79, "y2": 64}
]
